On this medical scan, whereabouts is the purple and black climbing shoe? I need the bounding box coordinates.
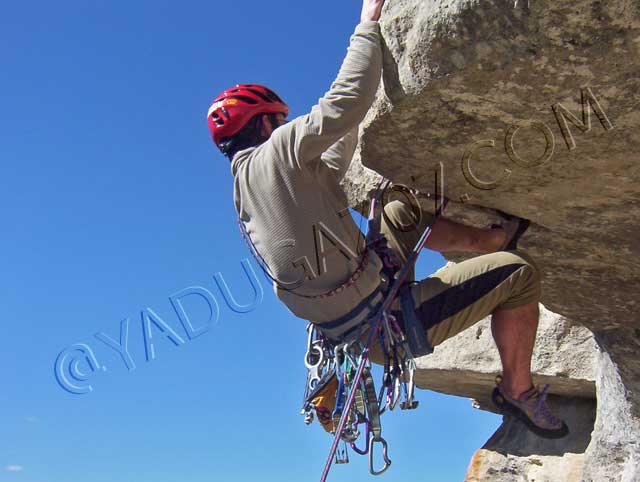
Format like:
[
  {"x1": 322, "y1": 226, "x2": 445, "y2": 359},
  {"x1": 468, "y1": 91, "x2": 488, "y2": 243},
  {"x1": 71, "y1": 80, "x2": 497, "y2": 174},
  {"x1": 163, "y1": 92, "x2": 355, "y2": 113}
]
[
  {"x1": 492, "y1": 381, "x2": 569, "y2": 439},
  {"x1": 492, "y1": 210, "x2": 531, "y2": 251}
]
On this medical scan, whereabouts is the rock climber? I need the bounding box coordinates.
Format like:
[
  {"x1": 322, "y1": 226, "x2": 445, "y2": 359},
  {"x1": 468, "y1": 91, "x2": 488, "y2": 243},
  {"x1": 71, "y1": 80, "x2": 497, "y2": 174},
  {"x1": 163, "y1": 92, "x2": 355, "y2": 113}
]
[{"x1": 206, "y1": 0, "x2": 568, "y2": 439}]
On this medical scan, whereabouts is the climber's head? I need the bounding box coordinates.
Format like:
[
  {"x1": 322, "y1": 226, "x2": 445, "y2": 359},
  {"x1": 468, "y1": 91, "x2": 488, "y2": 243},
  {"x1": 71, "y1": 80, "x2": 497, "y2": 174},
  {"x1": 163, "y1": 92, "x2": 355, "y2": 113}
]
[{"x1": 207, "y1": 84, "x2": 289, "y2": 160}]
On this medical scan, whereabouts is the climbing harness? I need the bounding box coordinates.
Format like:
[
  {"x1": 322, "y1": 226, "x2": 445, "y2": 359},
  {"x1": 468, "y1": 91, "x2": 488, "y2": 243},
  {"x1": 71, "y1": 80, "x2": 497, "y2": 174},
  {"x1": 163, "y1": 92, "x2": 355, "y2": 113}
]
[{"x1": 299, "y1": 177, "x2": 449, "y2": 482}]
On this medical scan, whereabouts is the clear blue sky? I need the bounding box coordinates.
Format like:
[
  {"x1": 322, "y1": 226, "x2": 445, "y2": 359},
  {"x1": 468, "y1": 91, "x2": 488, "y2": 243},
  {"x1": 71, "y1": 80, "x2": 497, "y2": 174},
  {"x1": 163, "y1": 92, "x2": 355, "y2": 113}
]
[{"x1": 1, "y1": 1, "x2": 500, "y2": 480}]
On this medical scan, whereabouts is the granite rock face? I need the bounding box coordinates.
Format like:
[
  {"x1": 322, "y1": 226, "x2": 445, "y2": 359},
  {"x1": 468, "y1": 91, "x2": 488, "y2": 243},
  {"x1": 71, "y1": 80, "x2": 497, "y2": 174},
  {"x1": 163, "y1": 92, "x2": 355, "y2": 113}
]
[{"x1": 342, "y1": 1, "x2": 640, "y2": 480}]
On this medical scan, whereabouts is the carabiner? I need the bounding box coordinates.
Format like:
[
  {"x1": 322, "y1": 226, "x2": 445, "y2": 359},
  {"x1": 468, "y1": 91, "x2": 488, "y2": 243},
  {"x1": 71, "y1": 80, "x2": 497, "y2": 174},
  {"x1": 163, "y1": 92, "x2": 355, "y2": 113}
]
[
  {"x1": 389, "y1": 376, "x2": 401, "y2": 411},
  {"x1": 400, "y1": 360, "x2": 419, "y2": 410},
  {"x1": 350, "y1": 421, "x2": 370, "y2": 455},
  {"x1": 368, "y1": 436, "x2": 392, "y2": 476}
]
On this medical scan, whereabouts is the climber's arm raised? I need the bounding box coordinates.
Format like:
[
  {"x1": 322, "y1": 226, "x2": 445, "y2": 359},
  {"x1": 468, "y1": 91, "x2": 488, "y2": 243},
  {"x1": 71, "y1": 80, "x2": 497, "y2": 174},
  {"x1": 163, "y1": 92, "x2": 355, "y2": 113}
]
[{"x1": 266, "y1": 0, "x2": 386, "y2": 171}]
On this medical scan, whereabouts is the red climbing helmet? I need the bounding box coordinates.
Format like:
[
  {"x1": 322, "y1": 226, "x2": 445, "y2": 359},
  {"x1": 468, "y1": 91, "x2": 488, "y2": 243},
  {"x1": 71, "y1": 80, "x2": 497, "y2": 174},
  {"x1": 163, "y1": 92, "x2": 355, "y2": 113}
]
[{"x1": 207, "y1": 84, "x2": 289, "y2": 147}]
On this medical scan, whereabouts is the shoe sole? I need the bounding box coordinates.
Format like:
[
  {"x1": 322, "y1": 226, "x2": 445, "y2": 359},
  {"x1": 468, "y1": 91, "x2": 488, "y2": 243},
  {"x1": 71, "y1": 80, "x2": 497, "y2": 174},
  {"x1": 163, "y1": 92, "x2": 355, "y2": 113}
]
[
  {"x1": 492, "y1": 388, "x2": 569, "y2": 439},
  {"x1": 505, "y1": 218, "x2": 530, "y2": 251}
]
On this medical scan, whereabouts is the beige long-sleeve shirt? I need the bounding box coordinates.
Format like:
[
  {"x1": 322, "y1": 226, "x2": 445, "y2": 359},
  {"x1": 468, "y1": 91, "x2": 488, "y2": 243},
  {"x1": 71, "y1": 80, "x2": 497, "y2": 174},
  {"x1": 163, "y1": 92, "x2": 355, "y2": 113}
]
[{"x1": 231, "y1": 21, "x2": 384, "y2": 323}]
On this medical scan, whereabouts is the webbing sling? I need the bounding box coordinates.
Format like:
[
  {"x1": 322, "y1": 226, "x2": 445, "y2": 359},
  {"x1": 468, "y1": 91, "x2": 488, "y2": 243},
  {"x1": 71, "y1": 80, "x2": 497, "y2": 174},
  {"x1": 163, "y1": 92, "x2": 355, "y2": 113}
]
[
  {"x1": 361, "y1": 364, "x2": 391, "y2": 475},
  {"x1": 399, "y1": 283, "x2": 433, "y2": 357},
  {"x1": 361, "y1": 364, "x2": 381, "y2": 439}
]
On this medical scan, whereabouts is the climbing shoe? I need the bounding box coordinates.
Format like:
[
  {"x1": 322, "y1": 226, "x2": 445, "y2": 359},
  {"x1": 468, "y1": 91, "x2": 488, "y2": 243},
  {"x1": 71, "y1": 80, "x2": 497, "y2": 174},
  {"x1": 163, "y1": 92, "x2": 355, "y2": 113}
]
[
  {"x1": 492, "y1": 381, "x2": 569, "y2": 439},
  {"x1": 492, "y1": 210, "x2": 530, "y2": 251}
]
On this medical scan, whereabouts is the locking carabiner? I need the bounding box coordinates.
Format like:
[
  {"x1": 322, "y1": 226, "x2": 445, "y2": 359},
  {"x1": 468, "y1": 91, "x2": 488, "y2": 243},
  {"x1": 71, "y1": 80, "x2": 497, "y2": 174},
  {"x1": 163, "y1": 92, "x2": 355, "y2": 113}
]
[{"x1": 368, "y1": 436, "x2": 392, "y2": 476}]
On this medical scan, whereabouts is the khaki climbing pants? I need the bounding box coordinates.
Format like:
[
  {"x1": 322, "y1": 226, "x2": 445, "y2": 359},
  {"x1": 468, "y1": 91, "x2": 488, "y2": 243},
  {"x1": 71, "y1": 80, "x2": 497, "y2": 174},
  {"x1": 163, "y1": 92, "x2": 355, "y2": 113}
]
[{"x1": 370, "y1": 199, "x2": 541, "y2": 359}]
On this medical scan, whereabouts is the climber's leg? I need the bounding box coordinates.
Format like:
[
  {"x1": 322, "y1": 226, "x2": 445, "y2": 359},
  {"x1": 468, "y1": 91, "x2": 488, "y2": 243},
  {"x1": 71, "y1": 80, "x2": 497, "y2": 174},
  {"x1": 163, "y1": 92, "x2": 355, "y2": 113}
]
[
  {"x1": 381, "y1": 199, "x2": 528, "y2": 257},
  {"x1": 409, "y1": 250, "x2": 541, "y2": 348},
  {"x1": 407, "y1": 251, "x2": 568, "y2": 438},
  {"x1": 491, "y1": 302, "x2": 539, "y2": 399},
  {"x1": 381, "y1": 199, "x2": 504, "y2": 259},
  {"x1": 489, "y1": 301, "x2": 569, "y2": 438},
  {"x1": 377, "y1": 198, "x2": 567, "y2": 438},
  {"x1": 424, "y1": 217, "x2": 504, "y2": 253}
]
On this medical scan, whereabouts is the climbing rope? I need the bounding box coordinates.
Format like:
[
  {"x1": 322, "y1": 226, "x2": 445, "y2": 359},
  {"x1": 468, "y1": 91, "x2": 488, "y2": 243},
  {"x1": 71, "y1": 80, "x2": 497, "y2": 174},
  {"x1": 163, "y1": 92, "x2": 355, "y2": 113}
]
[{"x1": 300, "y1": 175, "x2": 449, "y2": 481}]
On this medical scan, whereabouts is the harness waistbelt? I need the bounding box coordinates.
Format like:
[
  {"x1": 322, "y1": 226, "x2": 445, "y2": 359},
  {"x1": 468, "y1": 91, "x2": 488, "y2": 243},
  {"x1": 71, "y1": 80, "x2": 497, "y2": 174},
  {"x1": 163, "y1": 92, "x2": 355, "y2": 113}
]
[
  {"x1": 314, "y1": 281, "x2": 387, "y2": 342},
  {"x1": 314, "y1": 279, "x2": 434, "y2": 356}
]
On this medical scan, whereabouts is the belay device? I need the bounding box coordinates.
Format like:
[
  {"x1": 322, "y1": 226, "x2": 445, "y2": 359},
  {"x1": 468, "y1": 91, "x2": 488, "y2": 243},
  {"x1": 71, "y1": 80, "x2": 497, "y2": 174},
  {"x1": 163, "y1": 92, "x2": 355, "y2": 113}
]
[{"x1": 300, "y1": 178, "x2": 448, "y2": 482}]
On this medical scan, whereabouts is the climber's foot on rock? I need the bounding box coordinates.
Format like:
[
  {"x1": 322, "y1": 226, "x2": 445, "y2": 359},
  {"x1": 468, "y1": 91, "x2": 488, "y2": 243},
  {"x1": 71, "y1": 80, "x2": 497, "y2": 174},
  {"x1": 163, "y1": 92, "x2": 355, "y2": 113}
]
[
  {"x1": 491, "y1": 210, "x2": 530, "y2": 251},
  {"x1": 492, "y1": 382, "x2": 569, "y2": 439}
]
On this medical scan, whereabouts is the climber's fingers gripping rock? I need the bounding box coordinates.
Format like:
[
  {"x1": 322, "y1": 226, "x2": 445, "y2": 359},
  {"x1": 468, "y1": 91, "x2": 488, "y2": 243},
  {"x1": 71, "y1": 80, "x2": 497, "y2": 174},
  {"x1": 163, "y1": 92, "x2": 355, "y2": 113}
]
[{"x1": 361, "y1": 0, "x2": 386, "y2": 22}]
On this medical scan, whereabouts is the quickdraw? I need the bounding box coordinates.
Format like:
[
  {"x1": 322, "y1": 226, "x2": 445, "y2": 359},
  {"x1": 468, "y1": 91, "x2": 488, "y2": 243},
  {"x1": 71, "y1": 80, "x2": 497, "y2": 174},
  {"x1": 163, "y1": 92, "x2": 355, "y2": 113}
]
[{"x1": 300, "y1": 176, "x2": 449, "y2": 482}]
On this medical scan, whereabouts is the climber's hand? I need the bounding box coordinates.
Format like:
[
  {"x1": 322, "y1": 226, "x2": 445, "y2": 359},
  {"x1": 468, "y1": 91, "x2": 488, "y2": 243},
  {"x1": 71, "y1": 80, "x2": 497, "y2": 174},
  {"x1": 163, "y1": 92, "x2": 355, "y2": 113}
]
[{"x1": 361, "y1": 0, "x2": 385, "y2": 22}]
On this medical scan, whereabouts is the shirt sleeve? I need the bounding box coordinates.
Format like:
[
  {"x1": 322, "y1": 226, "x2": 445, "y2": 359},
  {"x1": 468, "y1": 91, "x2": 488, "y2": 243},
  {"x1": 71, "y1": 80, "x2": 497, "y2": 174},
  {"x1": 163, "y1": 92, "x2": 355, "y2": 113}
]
[
  {"x1": 320, "y1": 126, "x2": 359, "y2": 181},
  {"x1": 266, "y1": 21, "x2": 382, "y2": 171}
]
